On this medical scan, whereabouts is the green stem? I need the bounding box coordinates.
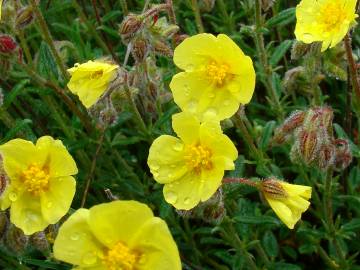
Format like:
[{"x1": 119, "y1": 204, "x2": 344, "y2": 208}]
[
  {"x1": 120, "y1": 0, "x2": 129, "y2": 15},
  {"x1": 72, "y1": 0, "x2": 111, "y2": 55},
  {"x1": 318, "y1": 246, "x2": 340, "y2": 270},
  {"x1": 344, "y1": 33, "x2": 360, "y2": 104},
  {"x1": 191, "y1": 0, "x2": 204, "y2": 33},
  {"x1": 254, "y1": 0, "x2": 284, "y2": 119},
  {"x1": 324, "y1": 169, "x2": 347, "y2": 268},
  {"x1": 124, "y1": 85, "x2": 148, "y2": 137},
  {"x1": 29, "y1": 0, "x2": 68, "y2": 80}
]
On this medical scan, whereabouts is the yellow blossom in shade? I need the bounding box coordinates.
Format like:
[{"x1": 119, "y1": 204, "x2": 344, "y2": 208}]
[
  {"x1": 261, "y1": 179, "x2": 312, "y2": 229},
  {"x1": 67, "y1": 60, "x2": 119, "y2": 108},
  {"x1": 0, "y1": 0, "x2": 3, "y2": 20},
  {"x1": 295, "y1": 0, "x2": 358, "y2": 52},
  {"x1": 148, "y1": 112, "x2": 238, "y2": 210},
  {"x1": 53, "y1": 200, "x2": 181, "y2": 270},
  {"x1": 170, "y1": 33, "x2": 256, "y2": 121},
  {"x1": 0, "y1": 136, "x2": 78, "y2": 235}
]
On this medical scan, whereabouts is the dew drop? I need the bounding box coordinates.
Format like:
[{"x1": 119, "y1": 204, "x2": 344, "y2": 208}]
[
  {"x1": 166, "y1": 191, "x2": 178, "y2": 204},
  {"x1": 184, "y1": 197, "x2": 191, "y2": 204},
  {"x1": 9, "y1": 192, "x2": 18, "y2": 202},
  {"x1": 205, "y1": 108, "x2": 217, "y2": 117},
  {"x1": 46, "y1": 202, "x2": 53, "y2": 208},
  {"x1": 223, "y1": 99, "x2": 230, "y2": 106},
  {"x1": 70, "y1": 232, "x2": 80, "y2": 241},
  {"x1": 82, "y1": 252, "x2": 97, "y2": 265},
  {"x1": 187, "y1": 100, "x2": 198, "y2": 112},
  {"x1": 209, "y1": 92, "x2": 215, "y2": 98},
  {"x1": 139, "y1": 255, "x2": 147, "y2": 265},
  {"x1": 173, "y1": 142, "x2": 184, "y2": 151},
  {"x1": 150, "y1": 164, "x2": 160, "y2": 171}
]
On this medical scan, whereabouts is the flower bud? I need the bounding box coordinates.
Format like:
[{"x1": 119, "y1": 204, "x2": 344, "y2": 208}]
[
  {"x1": 15, "y1": 5, "x2": 34, "y2": 30},
  {"x1": 199, "y1": 0, "x2": 216, "y2": 12},
  {"x1": 333, "y1": 139, "x2": 352, "y2": 171},
  {"x1": 0, "y1": 211, "x2": 9, "y2": 241},
  {"x1": 260, "y1": 178, "x2": 287, "y2": 199},
  {"x1": 298, "y1": 128, "x2": 319, "y2": 165},
  {"x1": 291, "y1": 41, "x2": 310, "y2": 60},
  {"x1": 0, "y1": 35, "x2": 17, "y2": 54},
  {"x1": 272, "y1": 110, "x2": 305, "y2": 145},
  {"x1": 4, "y1": 224, "x2": 28, "y2": 255},
  {"x1": 153, "y1": 40, "x2": 173, "y2": 57},
  {"x1": 0, "y1": 155, "x2": 8, "y2": 197},
  {"x1": 29, "y1": 231, "x2": 50, "y2": 254},
  {"x1": 119, "y1": 14, "x2": 143, "y2": 43},
  {"x1": 317, "y1": 143, "x2": 336, "y2": 170},
  {"x1": 131, "y1": 37, "x2": 149, "y2": 63}
]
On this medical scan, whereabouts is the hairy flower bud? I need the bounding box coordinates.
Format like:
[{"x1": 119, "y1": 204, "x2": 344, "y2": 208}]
[
  {"x1": 272, "y1": 110, "x2": 305, "y2": 145},
  {"x1": 298, "y1": 128, "x2": 319, "y2": 165},
  {"x1": 30, "y1": 231, "x2": 50, "y2": 254},
  {"x1": 291, "y1": 41, "x2": 310, "y2": 60},
  {"x1": 131, "y1": 37, "x2": 149, "y2": 63},
  {"x1": 260, "y1": 178, "x2": 287, "y2": 199},
  {"x1": 0, "y1": 211, "x2": 9, "y2": 241},
  {"x1": 15, "y1": 5, "x2": 34, "y2": 29},
  {"x1": 317, "y1": 143, "x2": 336, "y2": 170},
  {"x1": 4, "y1": 224, "x2": 28, "y2": 255},
  {"x1": 153, "y1": 40, "x2": 173, "y2": 57},
  {"x1": 119, "y1": 14, "x2": 143, "y2": 43},
  {"x1": 333, "y1": 139, "x2": 352, "y2": 171},
  {"x1": 0, "y1": 35, "x2": 17, "y2": 54},
  {"x1": 199, "y1": 0, "x2": 216, "y2": 12}
]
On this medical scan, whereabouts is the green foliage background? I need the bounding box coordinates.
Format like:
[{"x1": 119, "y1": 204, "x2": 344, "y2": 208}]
[{"x1": 0, "y1": 0, "x2": 360, "y2": 269}]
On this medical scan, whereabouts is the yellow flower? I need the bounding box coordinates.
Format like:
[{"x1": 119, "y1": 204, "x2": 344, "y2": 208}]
[
  {"x1": 0, "y1": 0, "x2": 3, "y2": 20},
  {"x1": 53, "y1": 200, "x2": 181, "y2": 270},
  {"x1": 170, "y1": 33, "x2": 256, "y2": 121},
  {"x1": 295, "y1": 0, "x2": 358, "y2": 51},
  {"x1": 148, "y1": 112, "x2": 238, "y2": 210},
  {"x1": 261, "y1": 179, "x2": 312, "y2": 229},
  {"x1": 67, "y1": 60, "x2": 119, "y2": 108},
  {"x1": 0, "y1": 136, "x2": 78, "y2": 235}
]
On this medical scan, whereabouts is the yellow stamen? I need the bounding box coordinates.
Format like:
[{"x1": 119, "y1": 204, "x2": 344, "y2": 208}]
[
  {"x1": 318, "y1": 3, "x2": 346, "y2": 33},
  {"x1": 22, "y1": 163, "x2": 50, "y2": 196},
  {"x1": 206, "y1": 61, "x2": 229, "y2": 86},
  {"x1": 184, "y1": 144, "x2": 213, "y2": 174},
  {"x1": 103, "y1": 242, "x2": 138, "y2": 270}
]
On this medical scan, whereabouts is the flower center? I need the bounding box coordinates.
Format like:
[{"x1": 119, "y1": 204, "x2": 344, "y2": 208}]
[
  {"x1": 103, "y1": 242, "x2": 138, "y2": 270},
  {"x1": 22, "y1": 163, "x2": 50, "y2": 196},
  {"x1": 206, "y1": 61, "x2": 229, "y2": 86},
  {"x1": 318, "y1": 3, "x2": 346, "y2": 33},
  {"x1": 91, "y1": 70, "x2": 104, "y2": 79},
  {"x1": 184, "y1": 144, "x2": 213, "y2": 174}
]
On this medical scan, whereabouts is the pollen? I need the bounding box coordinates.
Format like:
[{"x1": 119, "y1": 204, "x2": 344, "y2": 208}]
[
  {"x1": 184, "y1": 144, "x2": 213, "y2": 173},
  {"x1": 22, "y1": 163, "x2": 50, "y2": 196},
  {"x1": 318, "y1": 3, "x2": 346, "y2": 33},
  {"x1": 103, "y1": 241, "x2": 138, "y2": 270},
  {"x1": 206, "y1": 61, "x2": 229, "y2": 86}
]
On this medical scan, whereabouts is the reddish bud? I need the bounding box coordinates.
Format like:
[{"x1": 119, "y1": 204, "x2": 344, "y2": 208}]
[
  {"x1": 131, "y1": 37, "x2": 149, "y2": 63},
  {"x1": 317, "y1": 143, "x2": 336, "y2": 170},
  {"x1": 119, "y1": 14, "x2": 143, "y2": 43},
  {"x1": 298, "y1": 128, "x2": 319, "y2": 165},
  {"x1": 0, "y1": 35, "x2": 17, "y2": 54},
  {"x1": 333, "y1": 139, "x2": 352, "y2": 171},
  {"x1": 153, "y1": 40, "x2": 173, "y2": 57}
]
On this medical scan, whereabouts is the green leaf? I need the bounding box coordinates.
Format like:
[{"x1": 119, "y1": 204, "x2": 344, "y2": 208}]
[
  {"x1": 341, "y1": 218, "x2": 360, "y2": 232},
  {"x1": 2, "y1": 79, "x2": 30, "y2": 109},
  {"x1": 259, "y1": 121, "x2": 276, "y2": 150},
  {"x1": 270, "y1": 40, "x2": 293, "y2": 66},
  {"x1": 37, "y1": 41, "x2": 60, "y2": 80},
  {"x1": 0, "y1": 119, "x2": 33, "y2": 144},
  {"x1": 233, "y1": 215, "x2": 281, "y2": 226},
  {"x1": 262, "y1": 231, "x2": 279, "y2": 257},
  {"x1": 266, "y1": 8, "x2": 296, "y2": 28}
]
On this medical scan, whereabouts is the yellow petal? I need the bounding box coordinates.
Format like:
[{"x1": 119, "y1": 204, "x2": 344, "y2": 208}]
[
  {"x1": 0, "y1": 139, "x2": 38, "y2": 179},
  {"x1": 266, "y1": 197, "x2": 296, "y2": 229},
  {"x1": 88, "y1": 201, "x2": 154, "y2": 248},
  {"x1": 173, "y1": 33, "x2": 219, "y2": 71},
  {"x1": 281, "y1": 183, "x2": 312, "y2": 199},
  {"x1": 0, "y1": 184, "x2": 13, "y2": 210},
  {"x1": 129, "y1": 217, "x2": 181, "y2": 270},
  {"x1": 0, "y1": 0, "x2": 3, "y2": 20},
  {"x1": 170, "y1": 71, "x2": 210, "y2": 118},
  {"x1": 172, "y1": 112, "x2": 200, "y2": 144},
  {"x1": 10, "y1": 192, "x2": 49, "y2": 235},
  {"x1": 200, "y1": 157, "x2": 225, "y2": 201},
  {"x1": 200, "y1": 121, "x2": 238, "y2": 165},
  {"x1": 163, "y1": 172, "x2": 201, "y2": 210},
  {"x1": 36, "y1": 136, "x2": 78, "y2": 177},
  {"x1": 40, "y1": 176, "x2": 76, "y2": 224},
  {"x1": 148, "y1": 135, "x2": 188, "y2": 184},
  {"x1": 53, "y1": 209, "x2": 105, "y2": 267}
]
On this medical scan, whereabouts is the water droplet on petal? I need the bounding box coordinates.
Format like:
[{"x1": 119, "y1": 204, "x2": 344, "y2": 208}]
[
  {"x1": 9, "y1": 192, "x2": 18, "y2": 202},
  {"x1": 139, "y1": 255, "x2": 147, "y2": 265},
  {"x1": 209, "y1": 92, "x2": 215, "y2": 98},
  {"x1": 149, "y1": 164, "x2": 160, "y2": 171},
  {"x1": 70, "y1": 232, "x2": 80, "y2": 241},
  {"x1": 187, "y1": 100, "x2": 198, "y2": 112},
  {"x1": 82, "y1": 252, "x2": 97, "y2": 265},
  {"x1": 184, "y1": 197, "x2": 191, "y2": 204},
  {"x1": 223, "y1": 99, "x2": 230, "y2": 106},
  {"x1": 173, "y1": 142, "x2": 184, "y2": 151},
  {"x1": 46, "y1": 202, "x2": 53, "y2": 208},
  {"x1": 205, "y1": 108, "x2": 217, "y2": 117},
  {"x1": 166, "y1": 191, "x2": 178, "y2": 204}
]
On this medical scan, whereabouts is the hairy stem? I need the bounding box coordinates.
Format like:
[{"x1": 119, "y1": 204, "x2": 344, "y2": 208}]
[{"x1": 191, "y1": 0, "x2": 204, "y2": 33}]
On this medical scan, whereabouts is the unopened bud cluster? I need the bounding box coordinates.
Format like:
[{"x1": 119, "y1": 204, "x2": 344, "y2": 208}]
[
  {"x1": 176, "y1": 189, "x2": 226, "y2": 224},
  {"x1": 273, "y1": 107, "x2": 352, "y2": 171}
]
